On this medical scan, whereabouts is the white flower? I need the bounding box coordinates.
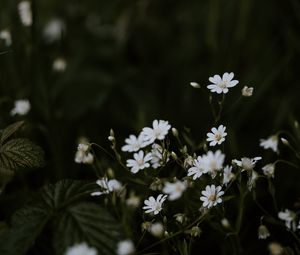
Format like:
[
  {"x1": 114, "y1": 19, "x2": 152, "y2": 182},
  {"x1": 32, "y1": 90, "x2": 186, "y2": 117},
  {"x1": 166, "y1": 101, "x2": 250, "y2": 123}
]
[
  {"x1": 258, "y1": 225, "x2": 270, "y2": 239},
  {"x1": 262, "y1": 163, "x2": 275, "y2": 178},
  {"x1": 53, "y1": 57, "x2": 67, "y2": 72},
  {"x1": 162, "y1": 180, "x2": 187, "y2": 200},
  {"x1": 223, "y1": 165, "x2": 234, "y2": 185},
  {"x1": 126, "y1": 150, "x2": 152, "y2": 174},
  {"x1": 278, "y1": 209, "x2": 297, "y2": 230},
  {"x1": 121, "y1": 134, "x2": 147, "y2": 152},
  {"x1": 18, "y1": 1, "x2": 32, "y2": 27},
  {"x1": 150, "y1": 144, "x2": 168, "y2": 169},
  {"x1": 201, "y1": 150, "x2": 225, "y2": 178},
  {"x1": 206, "y1": 125, "x2": 227, "y2": 146},
  {"x1": 0, "y1": 29, "x2": 12, "y2": 46},
  {"x1": 10, "y1": 99, "x2": 31, "y2": 116},
  {"x1": 241, "y1": 86, "x2": 254, "y2": 97},
  {"x1": 64, "y1": 243, "x2": 97, "y2": 255},
  {"x1": 91, "y1": 177, "x2": 122, "y2": 196},
  {"x1": 207, "y1": 72, "x2": 239, "y2": 94},
  {"x1": 268, "y1": 242, "x2": 283, "y2": 255},
  {"x1": 141, "y1": 120, "x2": 171, "y2": 145},
  {"x1": 232, "y1": 157, "x2": 261, "y2": 172},
  {"x1": 187, "y1": 156, "x2": 206, "y2": 180},
  {"x1": 143, "y1": 194, "x2": 168, "y2": 215},
  {"x1": 200, "y1": 185, "x2": 224, "y2": 208},
  {"x1": 149, "y1": 222, "x2": 164, "y2": 237},
  {"x1": 260, "y1": 135, "x2": 279, "y2": 153},
  {"x1": 116, "y1": 240, "x2": 135, "y2": 255},
  {"x1": 126, "y1": 193, "x2": 141, "y2": 208},
  {"x1": 43, "y1": 18, "x2": 65, "y2": 43}
]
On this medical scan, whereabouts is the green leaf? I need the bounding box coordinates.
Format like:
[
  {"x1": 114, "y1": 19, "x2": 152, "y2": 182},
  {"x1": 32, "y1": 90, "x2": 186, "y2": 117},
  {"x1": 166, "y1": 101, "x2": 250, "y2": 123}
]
[
  {"x1": 0, "y1": 180, "x2": 122, "y2": 255},
  {"x1": 0, "y1": 121, "x2": 24, "y2": 145},
  {"x1": 0, "y1": 138, "x2": 45, "y2": 174}
]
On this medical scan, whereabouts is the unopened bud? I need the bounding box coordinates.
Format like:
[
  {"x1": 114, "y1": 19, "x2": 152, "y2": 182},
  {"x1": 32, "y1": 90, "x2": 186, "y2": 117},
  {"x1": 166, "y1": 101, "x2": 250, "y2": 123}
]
[
  {"x1": 190, "y1": 82, "x2": 200, "y2": 88},
  {"x1": 172, "y1": 127, "x2": 178, "y2": 137},
  {"x1": 241, "y1": 86, "x2": 254, "y2": 97},
  {"x1": 280, "y1": 138, "x2": 289, "y2": 146}
]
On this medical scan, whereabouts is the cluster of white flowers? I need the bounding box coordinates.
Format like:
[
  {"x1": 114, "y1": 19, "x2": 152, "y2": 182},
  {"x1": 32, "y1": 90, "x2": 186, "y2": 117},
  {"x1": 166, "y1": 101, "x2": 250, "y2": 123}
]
[
  {"x1": 123, "y1": 119, "x2": 171, "y2": 174},
  {"x1": 18, "y1": 1, "x2": 32, "y2": 27},
  {"x1": 10, "y1": 99, "x2": 31, "y2": 116}
]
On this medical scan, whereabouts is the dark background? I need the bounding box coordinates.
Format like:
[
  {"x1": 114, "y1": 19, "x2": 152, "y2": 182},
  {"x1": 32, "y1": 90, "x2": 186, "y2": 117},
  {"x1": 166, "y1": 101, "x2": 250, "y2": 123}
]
[{"x1": 1, "y1": 0, "x2": 300, "y2": 254}]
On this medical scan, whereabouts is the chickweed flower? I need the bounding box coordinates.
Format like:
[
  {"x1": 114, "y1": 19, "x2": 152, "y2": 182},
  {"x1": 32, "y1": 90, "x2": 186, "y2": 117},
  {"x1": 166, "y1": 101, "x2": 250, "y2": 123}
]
[
  {"x1": 262, "y1": 163, "x2": 275, "y2": 178},
  {"x1": 200, "y1": 185, "x2": 224, "y2": 208},
  {"x1": 187, "y1": 156, "x2": 206, "y2": 180},
  {"x1": 143, "y1": 194, "x2": 168, "y2": 215},
  {"x1": 241, "y1": 86, "x2": 254, "y2": 97},
  {"x1": 91, "y1": 178, "x2": 122, "y2": 196},
  {"x1": 116, "y1": 240, "x2": 135, "y2": 255},
  {"x1": 206, "y1": 125, "x2": 227, "y2": 146},
  {"x1": 258, "y1": 224, "x2": 270, "y2": 239},
  {"x1": 18, "y1": 1, "x2": 32, "y2": 27},
  {"x1": 260, "y1": 135, "x2": 279, "y2": 153},
  {"x1": 10, "y1": 99, "x2": 31, "y2": 116},
  {"x1": 0, "y1": 29, "x2": 12, "y2": 46},
  {"x1": 201, "y1": 150, "x2": 225, "y2": 178},
  {"x1": 126, "y1": 150, "x2": 152, "y2": 174},
  {"x1": 233, "y1": 157, "x2": 261, "y2": 172},
  {"x1": 141, "y1": 119, "x2": 171, "y2": 145},
  {"x1": 150, "y1": 144, "x2": 167, "y2": 169},
  {"x1": 162, "y1": 180, "x2": 187, "y2": 201},
  {"x1": 122, "y1": 134, "x2": 147, "y2": 152},
  {"x1": 278, "y1": 209, "x2": 297, "y2": 230},
  {"x1": 64, "y1": 243, "x2": 97, "y2": 255},
  {"x1": 207, "y1": 72, "x2": 239, "y2": 94}
]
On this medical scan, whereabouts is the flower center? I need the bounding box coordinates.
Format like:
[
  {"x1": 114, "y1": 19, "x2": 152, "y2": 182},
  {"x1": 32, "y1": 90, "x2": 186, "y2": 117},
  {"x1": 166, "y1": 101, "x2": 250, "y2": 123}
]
[
  {"x1": 215, "y1": 133, "x2": 222, "y2": 141},
  {"x1": 208, "y1": 194, "x2": 217, "y2": 202},
  {"x1": 218, "y1": 82, "x2": 227, "y2": 89}
]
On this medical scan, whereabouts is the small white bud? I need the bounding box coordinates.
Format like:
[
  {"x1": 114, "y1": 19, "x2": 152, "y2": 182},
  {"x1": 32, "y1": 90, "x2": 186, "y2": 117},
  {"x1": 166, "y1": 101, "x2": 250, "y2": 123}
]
[
  {"x1": 171, "y1": 127, "x2": 178, "y2": 137},
  {"x1": 241, "y1": 86, "x2": 254, "y2": 97},
  {"x1": 221, "y1": 218, "x2": 231, "y2": 229},
  {"x1": 258, "y1": 224, "x2": 270, "y2": 239},
  {"x1": 190, "y1": 82, "x2": 200, "y2": 88},
  {"x1": 280, "y1": 138, "x2": 289, "y2": 146}
]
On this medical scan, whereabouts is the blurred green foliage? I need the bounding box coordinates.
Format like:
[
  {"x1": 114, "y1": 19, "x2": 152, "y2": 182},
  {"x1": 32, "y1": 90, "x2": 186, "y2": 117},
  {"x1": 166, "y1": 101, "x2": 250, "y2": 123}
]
[{"x1": 1, "y1": 0, "x2": 300, "y2": 254}]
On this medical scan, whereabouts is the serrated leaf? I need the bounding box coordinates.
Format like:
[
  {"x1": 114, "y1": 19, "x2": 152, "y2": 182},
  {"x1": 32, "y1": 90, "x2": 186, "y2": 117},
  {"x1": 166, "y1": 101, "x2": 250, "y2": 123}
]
[
  {"x1": 0, "y1": 180, "x2": 121, "y2": 255},
  {"x1": 54, "y1": 202, "x2": 122, "y2": 255},
  {"x1": 0, "y1": 138, "x2": 45, "y2": 173},
  {"x1": 0, "y1": 121, "x2": 24, "y2": 145}
]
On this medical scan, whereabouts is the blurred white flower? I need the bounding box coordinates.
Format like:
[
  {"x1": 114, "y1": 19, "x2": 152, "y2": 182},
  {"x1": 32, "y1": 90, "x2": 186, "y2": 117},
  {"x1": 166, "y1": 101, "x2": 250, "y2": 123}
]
[
  {"x1": 207, "y1": 72, "x2": 239, "y2": 94},
  {"x1": 10, "y1": 99, "x2": 31, "y2": 116},
  {"x1": 121, "y1": 134, "x2": 147, "y2": 152},
  {"x1": 126, "y1": 150, "x2": 152, "y2": 174},
  {"x1": 187, "y1": 156, "x2": 206, "y2": 180},
  {"x1": 116, "y1": 240, "x2": 135, "y2": 255},
  {"x1": 247, "y1": 170, "x2": 259, "y2": 190},
  {"x1": 278, "y1": 209, "x2": 297, "y2": 230},
  {"x1": 241, "y1": 86, "x2": 254, "y2": 97},
  {"x1": 0, "y1": 29, "x2": 12, "y2": 46},
  {"x1": 200, "y1": 185, "x2": 224, "y2": 208},
  {"x1": 141, "y1": 119, "x2": 171, "y2": 145},
  {"x1": 64, "y1": 243, "x2": 97, "y2": 255},
  {"x1": 53, "y1": 57, "x2": 67, "y2": 72},
  {"x1": 126, "y1": 193, "x2": 141, "y2": 208},
  {"x1": 91, "y1": 177, "x2": 122, "y2": 196},
  {"x1": 260, "y1": 135, "x2": 279, "y2": 153},
  {"x1": 268, "y1": 242, "x2": 283, "y2": 255},
  {"x1": 149, "y1": 222, "x2": 164, "y2": 237},
  {"x1": 206, "y1": 125, "x2": 227, "y2": 146},
  {"x1": 258, "y1": 224, "x2": 270, "y2": 239},
  {"x1": 18, "y1": 1, "x2": 32, "y2": 26},
  {"x1": 143, "y1": 194, "x2": 167, "y2": 215},
  {"x1": 75, "y1": 143, "x2": 94, "y2": 164},
  {"x1": 43, "y1": 18, "x2": 65, "y2": 43},
  {"x1": 262, "y1": 163, "x2": 275, "y2": 178},
  {"x1": 221, "y1": 218, "x2": 231, "y2": 229},
  {"x1": 162, "y1": 180, "x2": 187, "y2": 201},
  {"x1": 201, "y1": 150, "x2": 225, "y2": 178},
  {"x1": 232, "y1": 157, "x2": 261, "y2": 172},
  {"x1": 223, "y1": 165, "x2": 234, "y2": 185}
]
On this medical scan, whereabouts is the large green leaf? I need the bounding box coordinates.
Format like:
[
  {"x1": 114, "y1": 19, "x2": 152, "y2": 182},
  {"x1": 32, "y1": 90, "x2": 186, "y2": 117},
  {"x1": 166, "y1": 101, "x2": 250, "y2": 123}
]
[
  {"x1": 0, "y1": 138, "x2": 45, "y2": 174},
  {"x1": 0, "y1": 180, "x2": 122, "y2": 255}
]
